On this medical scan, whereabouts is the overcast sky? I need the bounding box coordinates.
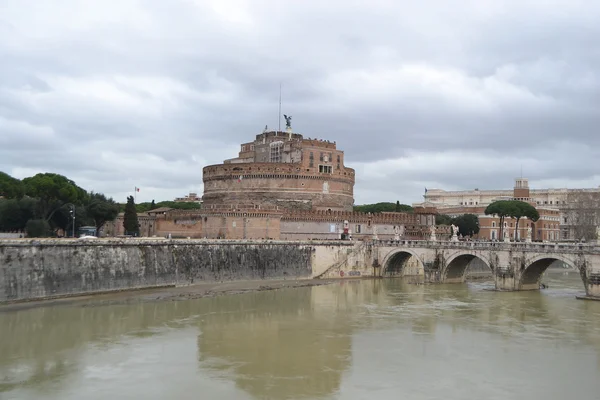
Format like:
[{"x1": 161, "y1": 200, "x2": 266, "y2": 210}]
[{"x1": 1, "y1": 0, "x2": 599, "y2": 205}]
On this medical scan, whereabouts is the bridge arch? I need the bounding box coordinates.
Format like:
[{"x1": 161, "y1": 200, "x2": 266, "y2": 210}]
[
  {"x1": 443, "y1": 251, "x2": 492, "y2": 283},
  {"x1": 381, "y1": 249, "x2": 424, "y2": 277},
  {"x1": 520, "y1": 254, "x2": 578, "y2": 290}
]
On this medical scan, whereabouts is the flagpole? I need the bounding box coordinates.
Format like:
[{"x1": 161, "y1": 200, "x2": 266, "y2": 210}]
[{"x1": 278, "y1": 82, "x2": 281, "y2": 133}]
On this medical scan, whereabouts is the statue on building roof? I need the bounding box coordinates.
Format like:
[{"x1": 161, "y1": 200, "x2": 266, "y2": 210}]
[{"x1": 283, "y1": 114, "x2": 292, "y2": 129}]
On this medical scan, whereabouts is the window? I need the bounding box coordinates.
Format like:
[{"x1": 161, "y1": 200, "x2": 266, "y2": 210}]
[
  {"x1": 492, "y1": 222, "x2": 496, "y2": 228},
  {"x1": 309, "y1": 152, "x2": 314, "y2": 167},
  {"x1": 319, "y1": 165, "x2": 332, "y2": 173},
  {"x1": 270, "y1": 141, "x2": 283, "y2": 162},
  {"x1": 320, "y1": 152, "x2": 324, "y2": 162},
  {"x1": 355, "y1": 224, "x2": 361, "y2": 233}
]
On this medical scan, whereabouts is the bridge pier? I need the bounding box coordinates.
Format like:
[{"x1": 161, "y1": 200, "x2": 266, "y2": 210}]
[
  {"x1": 494, "y1": 266, "x2": 517, "y2": 291},
  {"x1": 583, "y1": 272, "x2": 600, "y2": 298}
]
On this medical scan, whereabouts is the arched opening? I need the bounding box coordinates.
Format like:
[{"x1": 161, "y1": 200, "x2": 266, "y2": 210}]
[
  {"x1": 444, "y1": 254, "x2": 491, "y2": 284},
  {"x1": 384, "y1": 251, "x2": 423, "y2": 277},
  {"x1": 520, "y1": 257, "x2": 574, "y2": 290}
]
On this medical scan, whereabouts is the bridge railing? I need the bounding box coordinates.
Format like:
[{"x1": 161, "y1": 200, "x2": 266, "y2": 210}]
[{"x1": 373, "y1": 239, "x2": 599, "y2": 253}]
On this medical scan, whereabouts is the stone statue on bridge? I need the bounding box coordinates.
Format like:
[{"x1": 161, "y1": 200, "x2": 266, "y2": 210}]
[
  {"x1": 372, "y1": 225, "x2": 378, "y2": 241},
  {"x1": 393, "y1": 225, "x2": 400, "y2": 241},
  {"x1": 526, "y1": 226, "x2": 532, "y2": 243},
  {"x1": 429, "y1": 225, "x2": 437, "y2": 241},
  {"x1": 503, "y1": 229, "x2": 510, "y2": 242},
  {"x1": 450, "y1": 224, "x2": 459, "y2": 242}
]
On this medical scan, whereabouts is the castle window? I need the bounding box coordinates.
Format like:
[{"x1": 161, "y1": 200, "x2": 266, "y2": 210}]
[
  {"x1": 319, "y1": 165, "x2": 332, "y2": 174},
  {"x1": 309, "y1": 152, "x2": 314, "y2": 167},
  {"x1": 320, "y1": 152, "x2": 324, "y2": 161},
  {"x1": 270, "y1": 141, "x2": 283, "y2": 162},
  {"x1": 355, "y1": 224, "x2": 361, "y2": 233}
]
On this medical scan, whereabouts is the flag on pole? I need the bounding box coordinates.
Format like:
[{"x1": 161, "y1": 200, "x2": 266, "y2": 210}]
[{"x1": 135, "y1": 187, "x2": 140, "y2": 192}]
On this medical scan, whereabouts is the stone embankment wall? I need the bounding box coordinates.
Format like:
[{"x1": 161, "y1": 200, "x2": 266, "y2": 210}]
[{"x1": 0, "y1": 239, "x2": 356, "y2": 303}]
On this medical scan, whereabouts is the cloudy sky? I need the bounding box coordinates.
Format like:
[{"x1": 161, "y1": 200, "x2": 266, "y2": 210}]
[{"x1": 1, "y1": 0, "x2": 599, "y2": 205}]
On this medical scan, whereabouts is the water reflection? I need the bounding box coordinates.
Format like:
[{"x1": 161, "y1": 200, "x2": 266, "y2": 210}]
[
  {"x1": 1, "y1": 272, "x2": 600, "y2": 399},
  {"x1": 197, "y1": 288, "x2": 354, "y2": 399}
]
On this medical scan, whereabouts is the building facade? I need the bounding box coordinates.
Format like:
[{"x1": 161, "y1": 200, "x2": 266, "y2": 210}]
[
  {"x1": 174, "y1": 192, "x2": 203, "y2": 203},
  {"x1": 417, "y1": 178, "x2": 561, "y2": 242},
  {"x1": 419, "y1": 178, "x2": 600, "y2": 241}
]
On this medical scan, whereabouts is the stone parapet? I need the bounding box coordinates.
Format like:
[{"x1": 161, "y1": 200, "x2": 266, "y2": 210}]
[{"x1": 282, "y1": 210, "x2": 419, "y2": 223}]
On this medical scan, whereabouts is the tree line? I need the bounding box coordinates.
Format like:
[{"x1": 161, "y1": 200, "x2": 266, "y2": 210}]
[
  {"x1": 0, "y1": 171, "x2": 204, "y2": 238},
  {"x1": 354, "y1": 201, "x2": 414, "y2": 213},
  {"x1": 0, "y1": 172, "x2": 120, "y2": 237}
]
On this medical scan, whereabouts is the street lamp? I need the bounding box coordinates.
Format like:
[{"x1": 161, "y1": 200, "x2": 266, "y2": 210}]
[{"x1": 68, "y1": 204, "x2": 75, "y2": 238}]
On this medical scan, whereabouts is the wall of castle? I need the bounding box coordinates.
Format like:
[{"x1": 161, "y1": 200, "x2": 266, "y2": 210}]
[
  {"x1": 281, "y1": 221, "x2": 408, "y2": 241},
  {"x1": 104, "y1": 214, "x2": 156, "y2": 237},
  {"x1": 201, "y1": 214, "x2": 280, "y2": 240},
  {"x1": 155, "y1": 217, "x2": 203, "y2": 238},
  {"x1": 203, "y1": 163, "x2": 355, "y2": 211}
]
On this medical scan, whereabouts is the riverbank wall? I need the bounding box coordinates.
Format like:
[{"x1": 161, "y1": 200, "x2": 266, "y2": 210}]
[{"x1": 0, "y1": 238, "x2": 360, "y2": 303}]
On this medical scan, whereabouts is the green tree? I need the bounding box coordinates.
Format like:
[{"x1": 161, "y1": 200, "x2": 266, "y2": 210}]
[
  {"x1": 0, "y1": 198, "x2": 38, "y2": 231},
  {"x1": 22, "y1": 173, "x2": 88, "y2": 220},
  {"x1": 123, "y1": 196, "x2": 139, "y2": 236},
  {"x1": 86, "y1": 193, "x2": 119, "y2": 234},
  {"x1": 0, "y1": 172, "x2": 24, "y2": 199},
  {"x1": 509, "y1": 201, "x2": 539, "y2": 239},
  {"x1": 485, "y1": 200, "x2": 516, "y2": 239},
  {"x1": 435, "y1": 214, "x2": 454, "y2": 225},
  {"x1": 25, "y1": 219, "x2": 51, "y2": 237},
  {"x1": 453, "y1": 214, "x2": 480, "y2": 237},
  {"x1": 354, "y1": 202, "x2": 414, "y2": 213},
  {"x1": 485, "y1": 200, "x2": 538, "y2": 240}
]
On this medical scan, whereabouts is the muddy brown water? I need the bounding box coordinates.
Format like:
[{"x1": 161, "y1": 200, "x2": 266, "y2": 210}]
[{"x1": 1, "y1": 271, "x2": 599, "y2": 399}]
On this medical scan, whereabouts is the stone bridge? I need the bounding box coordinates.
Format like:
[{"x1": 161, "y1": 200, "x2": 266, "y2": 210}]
[{"x1": 315, "y1": 240, "x2": 600, "y2": 299}]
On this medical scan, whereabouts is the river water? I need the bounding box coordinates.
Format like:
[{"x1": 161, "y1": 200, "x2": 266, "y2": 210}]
[{"x1": 2, "y1": 271, "x2": 600, "y2": 400}]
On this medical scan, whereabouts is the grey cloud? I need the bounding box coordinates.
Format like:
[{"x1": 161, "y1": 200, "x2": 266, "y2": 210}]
[{"x1": 1, "y1": 0, "x2": 599, "y2": 204}]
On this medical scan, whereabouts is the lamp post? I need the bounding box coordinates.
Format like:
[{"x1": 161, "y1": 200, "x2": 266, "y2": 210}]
[{"x1": 68, "y1": 204, "x2": 75, "y2": 238}]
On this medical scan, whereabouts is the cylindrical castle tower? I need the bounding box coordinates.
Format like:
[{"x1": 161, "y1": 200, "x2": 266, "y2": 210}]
[{"x1": 202, "y1": 130, "x2": 355, "y2": 211}]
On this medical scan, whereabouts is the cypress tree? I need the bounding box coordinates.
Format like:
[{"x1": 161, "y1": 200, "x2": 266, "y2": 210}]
[{"x1": 123, "y1": 195, "x2": 139, "y2": 236}]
